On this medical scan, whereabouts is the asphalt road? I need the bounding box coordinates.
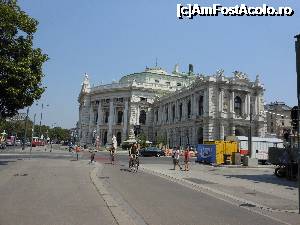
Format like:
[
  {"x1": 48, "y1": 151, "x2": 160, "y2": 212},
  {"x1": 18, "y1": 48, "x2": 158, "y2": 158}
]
[
  {"x1": 99, "y1": 157, "x2": 285, "y2": 225},
  {"x1": 0, "y1": 158, "x2": 116, "y2": 225},
  {"x1": 0, "y1": 149, "x2": 296, "y2": 225}
]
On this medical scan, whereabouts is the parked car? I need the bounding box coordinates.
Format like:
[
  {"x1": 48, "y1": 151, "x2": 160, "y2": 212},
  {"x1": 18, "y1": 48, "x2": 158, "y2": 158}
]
[
  {"x1": 139, "y1": 147, "x2": 165, "y2": 157},
  {"x1": 0, "y1": 143, "x2": 6, "y2": 149},
  {"x1": 15, "y1": 140, "x2": 21, "y2": 146}
]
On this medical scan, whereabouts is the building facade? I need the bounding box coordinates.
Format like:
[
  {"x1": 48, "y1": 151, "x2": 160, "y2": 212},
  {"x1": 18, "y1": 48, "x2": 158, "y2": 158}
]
[
  {"x1": 78, "y1": 65, "x2": 266, "y2": 147},
  {"x1": 265, "y1": 101, "x2": 292, "y2": 137}
]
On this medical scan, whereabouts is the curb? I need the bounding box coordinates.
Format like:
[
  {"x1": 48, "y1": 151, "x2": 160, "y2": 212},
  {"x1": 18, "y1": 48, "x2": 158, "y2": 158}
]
[
  {"x1": 139, "y1": 165, "x2": 298, "y2": 214},
  {"x1": 90, "y1": 164, "x2": 138, "y2": 225}
]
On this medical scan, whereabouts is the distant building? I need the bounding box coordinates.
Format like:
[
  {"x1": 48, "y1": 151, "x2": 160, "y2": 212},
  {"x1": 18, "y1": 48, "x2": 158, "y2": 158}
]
[
  {"x1": 265, "y1": 101, "x2": 292, "y2": 137},
  {"x1": 77, "y1": 65, "x2": 266, "y2": 147}
]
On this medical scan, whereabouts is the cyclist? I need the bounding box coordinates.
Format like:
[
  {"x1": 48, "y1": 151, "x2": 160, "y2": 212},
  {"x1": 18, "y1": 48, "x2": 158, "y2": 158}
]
[{"x1": 129, "y1": 142, "x2": 139, "y2": 170}]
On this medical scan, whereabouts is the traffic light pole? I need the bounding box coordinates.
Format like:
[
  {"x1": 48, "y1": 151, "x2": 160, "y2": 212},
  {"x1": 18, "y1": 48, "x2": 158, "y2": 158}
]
[
  {"x1": 22, "y1": 107, "x2": 29, "y2": 150},
  {"x1": 295, "y1": 34, "x2": 300, "y2": 214},
  {"x1": 248, "y1": 105, "x2": 253, "y2": 158}
]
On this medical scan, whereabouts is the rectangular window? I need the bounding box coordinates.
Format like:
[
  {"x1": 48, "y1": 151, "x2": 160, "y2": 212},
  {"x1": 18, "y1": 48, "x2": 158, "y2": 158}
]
[
  {"x1": 104, "y1": 111, "x2": 109, "y2": 123},
  {"x1": 179, "y1": 103, "x2": 182, "y2": 121}
]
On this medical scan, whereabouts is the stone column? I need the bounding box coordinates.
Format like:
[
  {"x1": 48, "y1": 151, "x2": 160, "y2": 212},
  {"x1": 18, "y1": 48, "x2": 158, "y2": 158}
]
[
  {"x1": 175, "y1": 100, "x2": 179, "y2": 121},
  {"x1": 158, "y1": 106, "x2": 162, "y2": 124},
  {"x1": 221, "y1": 90, "x2": 224, "y2": 112},
  {"x1": 230, "y1": 91, "x2": 235, "y2": 116},
  {"x1": 122, "y1": 100, "x2": 129, "y2": 141},
  {"x1": 194, "y1": 94, "x2": 198, "y2": 117},
  {"x1": 257, "y1": 95, "x2": 261, "y2": 114},
  {"x1": 203, "y1": 90, "x2": 208, "y2": 116},
  {"x1": 136, "y1": 105, "x2": 140, "y2": 125},
  {"x1": 219, "y1": 89, "x2": 224, "y2": 113},
  {"x1": 96, "y1": 101, "x2": 102, "y2": 136},
  {"x1": 183, "y1": 99, "x2": 187, "y2": 119},
  {"x1": 88, "y1": 104, "x2": 94, "y2": 143},
  {"x1": 107, "y1": 99, "x2": 114, "y2": 144},
  {"x1": 247, "y1": 94, "x2": 251, "y2": 116},
  {"x1": 254, "y1": 95, "x2": 258, "y2": 115},
  {"x1": 190, "y1": 95, "x2": 194, "y2": 118},
  {"x1": 243, "y1": 95, "x2": 247, "y2": 115},
  {"x1": 220, "y1": 123, "x2": 224, "y2": 140}
]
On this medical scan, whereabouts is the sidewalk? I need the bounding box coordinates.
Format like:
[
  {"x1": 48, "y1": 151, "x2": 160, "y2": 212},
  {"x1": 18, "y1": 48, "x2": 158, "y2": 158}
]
[{"x1": 139, "y1": 161, "x2": 298, "y2": 213}]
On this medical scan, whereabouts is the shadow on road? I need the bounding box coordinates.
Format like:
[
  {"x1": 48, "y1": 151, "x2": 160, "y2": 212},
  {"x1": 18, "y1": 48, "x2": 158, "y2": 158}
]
[
  {"x1": 120, "y1": 168, "x2": 133, "y2": 173},
  {"x1": 224, "y1": 174, "x2": 297, "y2": 188},
  {"x1": 0, "y1": 160, "x2": 16, "y2": 166}
]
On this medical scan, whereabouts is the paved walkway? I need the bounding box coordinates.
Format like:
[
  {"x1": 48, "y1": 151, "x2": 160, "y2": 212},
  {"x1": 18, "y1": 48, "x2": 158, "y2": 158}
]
[{"x1": 139, "y1": 161, "x2": 298, "y2": 213}]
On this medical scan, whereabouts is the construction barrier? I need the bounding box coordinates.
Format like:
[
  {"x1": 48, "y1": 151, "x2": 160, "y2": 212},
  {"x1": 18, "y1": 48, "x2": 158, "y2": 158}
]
[{"x1": 197, "y1": 140, "x2": 238, "y2": 165}]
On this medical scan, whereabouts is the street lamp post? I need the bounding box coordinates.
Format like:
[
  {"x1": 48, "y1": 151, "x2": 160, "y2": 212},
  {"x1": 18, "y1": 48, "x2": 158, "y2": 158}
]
[
  {"x1": 36, "y1": 103, "x2": 49, "y2": 140},
  {"x1": 30, "y1": 113, "x2": 36, "y2": 156},
  {"x1": 248, "y1": 105, "x2": 253, "y2": 158},
  {"x1": 22, "y1": 107, "x2": 29, "y2": 150},
  {"x1": 294, "y1": 34, "x2": 300, "y2": 214}
]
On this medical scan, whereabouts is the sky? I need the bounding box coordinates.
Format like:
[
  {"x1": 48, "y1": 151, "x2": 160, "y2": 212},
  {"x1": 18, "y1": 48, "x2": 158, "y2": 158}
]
[{"x1": 18, "y1": 0, "x2": 300, "y2": 128}]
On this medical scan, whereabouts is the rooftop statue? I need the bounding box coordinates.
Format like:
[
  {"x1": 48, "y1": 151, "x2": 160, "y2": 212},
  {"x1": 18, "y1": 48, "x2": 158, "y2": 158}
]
[
  {"x1": 81, "y1": 73, "x2": 90, "y2": 93},
  {"x1": 216, "y1": 69, "x2": 224, "y2": 77},
  {"x1": 233, "y1": 70, "x2": 249, "y2": 80}
]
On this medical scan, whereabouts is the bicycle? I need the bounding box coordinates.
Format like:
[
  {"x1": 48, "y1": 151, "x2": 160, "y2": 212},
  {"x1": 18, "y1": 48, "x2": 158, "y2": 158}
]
[{"x1": 129, "y1": 154, "x2": 139, "y2": 172}]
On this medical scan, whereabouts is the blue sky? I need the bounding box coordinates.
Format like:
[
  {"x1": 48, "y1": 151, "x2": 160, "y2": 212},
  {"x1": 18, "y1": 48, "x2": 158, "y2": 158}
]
[{"x1": 18, "y1": 0, "x2": 300, "y2": 128}]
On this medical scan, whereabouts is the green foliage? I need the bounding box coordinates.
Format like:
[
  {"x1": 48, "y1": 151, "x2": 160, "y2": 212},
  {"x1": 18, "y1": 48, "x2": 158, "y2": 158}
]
[
  {"x1": 48, "y1": 127, "x2": 70, "y2": 141},
  {"x1": 0, "y1": 0, "x2": 48, "y2": 118},
  {"x1": 156, "y1": 133, "x2": 167, "y2": 146},
  {"x1": 0, "y1": 118, "x2": 32, "y2": 139},
  {"x1": 137, "y1": 132, "x2": 147, "y2": 148},
  {"x1": 0, "y1": 119, "x2": 70, "y2": 141}
]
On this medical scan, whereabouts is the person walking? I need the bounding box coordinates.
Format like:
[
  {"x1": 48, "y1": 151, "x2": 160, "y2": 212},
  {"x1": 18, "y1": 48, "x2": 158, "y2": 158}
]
[
  {"x1": 110, "y1": 146, "x2": 115, "y2": 165},
  {"x1": 90, "y1": 151, "x2": 96, "y2": 164},
  {"x1": 173, "y1": 146, "x2": 182, "y2": 170},
  {"x1": 184, "y1": 146, "x2": 190, "y2": 171}
]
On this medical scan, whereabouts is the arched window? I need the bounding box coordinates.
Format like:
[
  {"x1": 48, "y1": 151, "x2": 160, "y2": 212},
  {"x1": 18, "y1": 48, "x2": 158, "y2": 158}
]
[
  {"x1": 197, "y1": 127, "x2": 203, "y2": 144},
  {"x1": 116, "y1": 132, "x2": 122, "y2": 146},
  {"x1": 95, "y1": 112, "x2": 98, "y2": 124},
  {"x1": 172, "y1": 105, "x2": 175, "y2": 122},
  {"x1": 117, "y1": 111, "x2": 123, "y2": 124},
  {"x1": 234, "y1": 96, "x2": 242, "y2": 116},
  {"x1": 103, "y1": 131, "x2": 107, "y2": 145},
  {"x1": 187, "y1": 100, "x2": 191, "y2": 118},
  {"x1": 139, "y1": 110, "x2": 146, "y2": 125},
  {"x1": 155, "y1": 110, "x2": 158, "y2": 122},
  {"x1": 179, "y1": 103, "x2": 183, "y2": 121},
  {"x1": 198, "y1": 96, "x2": 203, "y2": 116}
]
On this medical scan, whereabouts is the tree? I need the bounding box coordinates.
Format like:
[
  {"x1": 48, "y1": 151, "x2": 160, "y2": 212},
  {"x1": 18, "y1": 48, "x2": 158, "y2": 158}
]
[
  {"x1": 137, "y1": 132, "x2": 147, "y2": 148},
  {"x1": 0, "y1": 0, "x2": 48, "y2": 118},
  {"x1": 49, "y1": 127, "x2": 70, "y2": 141}
]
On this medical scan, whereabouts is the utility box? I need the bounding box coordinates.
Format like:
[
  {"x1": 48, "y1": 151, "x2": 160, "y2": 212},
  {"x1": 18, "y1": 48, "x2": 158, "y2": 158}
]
[
  {"x1": 232, "y1": 152, "x2": 241, "y2": 165},
  {"x1": 244, "y1": 156, "x2": 258, "y2": 167}
]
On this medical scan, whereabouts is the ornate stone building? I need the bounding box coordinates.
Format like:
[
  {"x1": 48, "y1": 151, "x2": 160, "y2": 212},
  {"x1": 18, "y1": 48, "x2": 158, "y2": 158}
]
[
  {"x1": 78, "y1": 65, "x2": 266, "y2": 147},
  {"x1": 265, "y1": 101, "x2": 292, "y2": 137}
]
